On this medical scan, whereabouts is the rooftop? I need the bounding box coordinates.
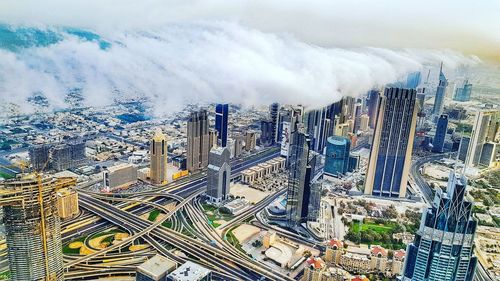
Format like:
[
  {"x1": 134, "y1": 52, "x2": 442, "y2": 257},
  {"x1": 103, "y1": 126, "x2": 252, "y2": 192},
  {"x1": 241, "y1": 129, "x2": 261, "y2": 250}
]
[
  {"x1": 136, "y1": 254, "x2": 176, "y2": 279},
  {"x1": 167, "y1": 261, "x2": 211, "y2": 281}
]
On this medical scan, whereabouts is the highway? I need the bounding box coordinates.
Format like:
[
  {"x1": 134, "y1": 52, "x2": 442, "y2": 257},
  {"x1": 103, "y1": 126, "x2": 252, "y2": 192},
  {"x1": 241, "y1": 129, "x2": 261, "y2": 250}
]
[{"x1": 409, "y1": 152, "x2": 454, "y2": 203}]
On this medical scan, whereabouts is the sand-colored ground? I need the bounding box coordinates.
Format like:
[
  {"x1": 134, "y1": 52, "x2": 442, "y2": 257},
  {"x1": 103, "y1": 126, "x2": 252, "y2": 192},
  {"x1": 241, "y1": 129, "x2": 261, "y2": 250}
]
[
  {"x1": 129, "y1": 244, "x2": 150, "y2": 251},
  {"x1": 232, "y1": 224, "x2": 260, "y2": 244},
  {"x1": 79, "y1": 244, "x2": 95, "y2": 255},
  {"x1": 68, "y1": 241, "x2": 84, "y2": 249},
  {"x1": 89, "y1": 234, "x2": 114, "y2": 249},
  {"x1": 230, "y1": 183, "x2": 271, "y2": 204}
]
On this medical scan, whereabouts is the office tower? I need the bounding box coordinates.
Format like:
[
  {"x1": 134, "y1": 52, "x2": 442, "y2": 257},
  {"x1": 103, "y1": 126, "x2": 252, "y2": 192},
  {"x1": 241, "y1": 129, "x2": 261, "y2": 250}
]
[
  {"x1": 432, "y1": 63, "x2": 448, "y2": 115},
  {"x1": 103, "y1": 163, "x2": 138, "y2": 190},
  {"x1": 464, "y1": 110, "x2": 499, "y2": 168},
  {"x1": 453, "y1": 80, "x2": 472, "y2": 102},
  {"x1": 150, "y1": 128, "x2": 168, "y2": 184},
  {"x1": 270, "y1": 102, "x2": 280, "y2": 143},
  {"x1": 51, "y1": 139, "x2": 87, "y2": 171},
  {"x1": 406, "y1": 71, "x2": 422, "y2": 89},
  {"x1": 360, "y1": 114, "x2": 369, "y2": 132},
  {"x1": 285, "y1": 131, "x2": 320, "y2": 226},
  {"x1": 306, "y1": 106, "x2": 333, "y2": 153},
  {"x1": 226, "y1": 138, "x2": 236, "y2": 158},
  {"x1": 186, "y1": 110, "x2": 209, "y2": 172},
  {"x1": 167, "y1": 261, "x2": 212, "y2": 281},
  {"x1": 206, "y1": 147, "x2": 231, "y2": 203},
  {"x1": 364, "y1": 87, "x2": 417, "y2": 198},
  {"x1": 458, "y1": 136, "x2": 470, "y2": 162},
  {"x1": 353, "y1": 103, "x2": 362, "y2": 133},
  {"x1": 478, "y1": 142, "x2": 499, "y2": 168},
  {"x1": 245, "y1": 131, "x2": 256, "y2": 151},
  {"x1": 29, "y1": 144, "x2": 51, "y2": 171},
  {"x1": 432, "y1": 115, "x2": 449, "y2": 153},
  {"x1": 324, "y1": 136, "x2": 351, "y2": 177},
  {"x1": 260, "y1": 119, "x2": 274, "y2": 146},
  {"x1": 215, "y1": 104, "x2": 229, "y2": 147},
  {"x1": 279, "y1": 106, "x2": 304, "y2": 157},
  {"x1": 367, "y1": 90, "x2": 380, "y2": 129},
  {"x1": 136, "y1": 254, "x2": 177, "y2": 281},
  {"x1": 56, "y1": 187, "x2": 79, "y2": 219},
  {"x1": 234, "y1": 134, "x2": 245, "y2": 158},
  {"x1": 0, "y1": 176, "x2": 73, "y2": 281},
  {"x1": 208, "y1": 129, "x2": 218, "y2": 149},
  {"x1": 403, "y1": 172, "x2": 477, "y2": 281}
]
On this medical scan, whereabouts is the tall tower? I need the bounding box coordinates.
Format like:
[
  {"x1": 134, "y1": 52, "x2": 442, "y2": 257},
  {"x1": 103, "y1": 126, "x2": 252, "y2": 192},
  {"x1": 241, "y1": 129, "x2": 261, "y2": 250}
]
[
  {"x1": 432, "y1": 115, "x2": 449, "y2": 153},
  {"x1": 432, "y1": 63, "x2": 448, "y2": 116},
  {"x1": 206, "y1": 147, "x2": 231, "y2": 203},
  {"x1": 324, "y1": 136, "x2": 351, "y2": 177},
  {"x1": 150, "y1": 128, "x2": 168, "y2": 184},
  {"x1": 367, "y1": 90, "x2": 380, "y2": 129},
  {"x1": 269, "y1": 103, "x2": 279, "y2": 144},
  {"x1": 187, "y1": 110, "x2": 209, "y2": 173},
  {"x1": 364, "y1": 87, "x2": 417, "y2": 198},
  {"x1": 402, "y1": 172, "x2": 477, "y2": 281},
  {"x1": 215, "y1": 104, "x2": 229, "y2": 147},
  {"x1": 464, "y1": 109, "x2": 500, "y2": 168},
  {"x1": 0, "y1": 176, "x2": 71, "y2": 281}
]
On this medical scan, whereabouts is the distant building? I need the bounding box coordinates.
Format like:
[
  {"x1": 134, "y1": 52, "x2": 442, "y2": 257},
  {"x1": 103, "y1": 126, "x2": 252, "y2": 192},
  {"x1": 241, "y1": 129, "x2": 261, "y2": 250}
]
[
  {"x1": 324, "y1": 136, "x2": 351, "y2": 177},
  {"x1": 464, "y1": 110, "x2": 500, "y2": 168},
  {"x1": 453, "y1": 80, "x2": 472, "y2": 102},
  {"x1": 359, "y1": 114, "x2": 370, "y2": 132},
  {"x1": 325, "y1": 239, "x2": 344, "y2": 265},
  {"x1": 29, "y1": 144, "x2": 51, "y2": 171},
  {"x1": 215, "y1": 104, "x2": 229, "y2": 147},
  {"x1": 136, "y1": 254, "x2": 177, "y2": 281},
  {"x1": 353, "y1": 103, "x2": 362, "y2": 133},
  {"x1": 234, "y1": 134, "x2": 245, "y2": 158},
  {"x1": 479, "y1": 142, "x2": 499, "y2": 168},
  {"x1": 458, "y1": 136, "x2": 470, "y2": 162},
  {"x1": 403, "y1": 172, "x2": 477, "y2": 281},
  {"x1": 167, "y1": 261, "x2": 211, "y2": 281},
  {"x1": 245, "y1": 131, "x2": 256, "y2": 151},
  {"x1": 270, "y1": 102, "x2": 280, "y2": 143},
  {"x1": 260, "y1": 119, "x2": 274, "y2": 146},
  {"x1": 103, "y1": 163, "x2": 138, "y2": 190},
  {"x1": 432, "y1": 63, "x2": 448, "y2": 116},
  {"x1": 206, "y1": 147, "x2": 231, "y2": 203},
  {"x1": 150, "y1": 129, "x2": 168, "y2": 184},
  {"x1": 306, "y1": 106, "x2": 334, "y2": 153},
  {"x1": 186, "y1": 110, "x2": 209, "y2": 172},
  {"x1": 364, "y1": 87, "x2": 417, "y2": 198},
  {"x1": 56, "y1": 187, "x2": 79, "y2": 219},
  {"x1": 432, "y1": 114, "x2": 448, "y2": 153},
  {"x1": 208, "y1": 129, "x2": 218, "y2": 149},
  {"x1": 51, "y1": 139, "x2": 87, "y2": 171},
  {"x1": 406, "y1": 71, "x2": 421, "y2": 89},
  {"x1": 366, "y1": 90, "x2": 380, "y2": 129}
]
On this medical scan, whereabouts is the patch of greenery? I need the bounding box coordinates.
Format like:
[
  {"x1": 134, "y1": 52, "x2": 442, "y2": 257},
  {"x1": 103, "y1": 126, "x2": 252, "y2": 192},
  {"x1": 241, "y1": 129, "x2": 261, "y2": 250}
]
[
  {"x1": 148, "y1": 209, "x2": 161, "y2": 222},
  {"x1": 62, "y1": 236, "x2": 86, "y2": 255},
  {"x1": 0, "y1": 270, "x2": 10, "y2": 280},
  {"x1": 0, "y1": 172, "x2": 14, "y2": 180},
  {"x1": 226, "y1": 229, "x2": 244, "y2": 253}
]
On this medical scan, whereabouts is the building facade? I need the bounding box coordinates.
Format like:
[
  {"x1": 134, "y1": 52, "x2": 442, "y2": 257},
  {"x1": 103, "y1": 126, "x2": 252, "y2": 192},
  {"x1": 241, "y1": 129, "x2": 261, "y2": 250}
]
[
  {"x1": 432, "y1": 114, "x2": 449, "y2": 153},
  {"x1": 324, "y1": 136, "x2": 351, "y2": 177},
  {"x1": 453, "y1": 80, "x2": 472, "y2": 102},
  {"x1": 56, "y1": 187, "x2": 79, "y2": 219},
  {"x1": 206, "y1": 147, "x2": 231, "y2": 203},
  {"x1": 215, "y1": 103, "x2": 229, "y2": 147},
  {"x1": 150, "y1": 128, "x2": 168, "y2": 184},
  {"x1": 432, "y1": 64, "x2": 448, "y2": 116},
  {"x1": 104, "y1": 163, "x2": 138, "y2": 190},
  {"x1": 187, "y1": 110, "x2": 209, "y2": 172},
  {"x1": 364, "y1": 87, "x2": 417, "y2": 198},
  {"x1": 464, "y1": 110, "x2": 499, "y2": 168},
  {"x1": 403, "y1": 172, "x2": 477, "y2": 281}
]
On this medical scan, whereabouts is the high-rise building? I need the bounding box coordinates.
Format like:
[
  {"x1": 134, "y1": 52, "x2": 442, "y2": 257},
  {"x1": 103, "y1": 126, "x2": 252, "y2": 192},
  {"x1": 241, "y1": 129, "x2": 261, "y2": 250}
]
[
  {"x1": 458, "y1": 136, "x2": 470, "y2": 162},
  {"x1": 56, "y1": 187, "x2": 79, "y2": 219},
  {"x1": 453, "y1": 80, "x2": 472, "y2": 102},
  {"x1": 402, "y1": 172, "x2": 477, "y2": 281},
  {"x1": 103, "y1": 163, "x2": 138, "y2": 190},
  {"x1": 234, "y1": 134, "x2": 245, "y2": 158},
  {"x1": 245, "y1": 131, "x2": 256, "y2": 151},
  {"x1": 206, "y1": 147, "x2": 231, "y2": 203},
  {"x1": 51, "y1": 139, "x2": 87, "y2": 171},
  {"x1": 367, "y1": 90, "x2": 380, "y2": 129},
  {"x1": 0, "y1": 176, "x2": 74, "y2": 281},
  {"x1": 150, "y1": 128, "x2": 168, "y2": 184},
  {"x1": 270, "y1": 102, "x2": 280, "y2": 143},
  {"x1": 285, "y1": 131, "x2": 321, "y2": 226},
  {"x1": 215, "y1": 104, "x2": 229, "y2": 147},
  {"x1": 260, "y1": 119, "x2": 274, "y2": 146},
  {"x1": 432, "y1": 63, "x2": 448, "y2": 115},
  {"x1": 353, "y1": 103, "x2": 363, "y2": 133},
  {"x1": 324, "y1": 136, "x2": 351, "y2": 177},
  {"x1": 406, "y1": 71, "x2": 422, "y2": 89},
  {"x1": 432, "y1": 115, "x2": 449, "y2": 153},
  {"x1": 364, "y1": 87, "x2": 417, "y2": 198},
  {"x1": 208, "y1": 129, "x2": 218, "y2": 149},
  {"x1": 306, "y1": 106, "x2": 333, "y2": 153},
  {"x1": 360, "y1": 114, "x2": 370, "y2": 132},
  {"x1": 187, "y1": 110, "x2": 209, "y2": 172},
  {"x1": 464, "y1": 110, "x2": 499, "y2": 168},
  {"x1": 279, "y1": 106, "x2": 304, "y2": 158},
  {"x1": 29, "y1": 144, "x2": 51, "y2": 171},
  {"x1": 478, "y1": 142, "x2": 499, "y2": 168}
]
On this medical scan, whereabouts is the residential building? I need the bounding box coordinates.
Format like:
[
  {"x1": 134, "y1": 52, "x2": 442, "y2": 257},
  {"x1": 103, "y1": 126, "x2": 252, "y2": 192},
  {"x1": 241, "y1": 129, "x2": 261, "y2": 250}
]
[
  {"x1": 186, "y1": 110, "x2": 209, "y2": 172},
  {"x1": 150, "y1": 128, "x2": 168, "y2": 184},
  {"x1": 432, "y1": 114, "x2": 448, "y2": 153},
  {"x1": 260, "y1": 119, "x2": 274, "y2": 146},
  {"x1": 51, "y1": 139, "x2": 87, "y2": 171},
  {"x1": 370, "y1": 246, "x2": 388, "y2": 272},
  {"x1": 56, "y1": 187, "x2": 79, "y2": 219},
  {"x1": 364, "y1": 87, "x2": 417, "y2": 198},
  {"x1": 403, "y1": 172, "x2": 477, "y2": 281},
  {"x1": 215, "y1": 103, "x2": 228, "y2": 147},
  {"x1": 270, "y1": 102, "x2": 280, "y2": 143},
  {"x1": 303, "y1": 257, "x2": 326, "y2": 281},
  {"x1": 359, "y1": 114, "x2": 369, "y2": 132},
  {"x1": 206, "y1": 147, "x2": 231, "y2": 203},
  {"x1": 432, "y1": 63, "x2": 448, "y2": 115},
  {"x1": 391, "y1": 249, "x2": 406, "y2": 276},
  {"x1": 103, "y1": 163, "x2": 138, "y2": 190},
  {"x1": 29, "y1": 144, "x2": 51, "y2": 171},
  {"x1": 136, "y1": 254, "x2": 177, "y2": 281},
  {"x1": 324, "y1": 239, "x2": 344, "y2": 265},
  {"x1": 234, "y1": 134, "x2": 245, "y2": 158},
  {"x1": 245, "y1": 131, "x2": 256, "y2": 151},
  {"x1": 324, "y1": 136, "x2": 351, "y2": 177}
]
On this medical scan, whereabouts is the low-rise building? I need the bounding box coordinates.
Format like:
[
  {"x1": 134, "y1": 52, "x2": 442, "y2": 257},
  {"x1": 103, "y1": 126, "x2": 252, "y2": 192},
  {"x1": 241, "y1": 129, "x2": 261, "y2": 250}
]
[
  {"x1": 167, "y1": 261, "x2": 211, "y2": 281},
  {"x1": 324, "y1": 239, "x2": 344, "y2": 265},
  {"x1": 339, "y1": 247, "x2": 371, "y2": 274},
  {"x1": 103, "y1": 163, "x2": 138, "y2": 191},
  {"x1": 391, "y1": 249, "x2": 406, "y2": 276},
  {"x1": 136, "y1": 254, "x2": 177, "y2": 281},
  {"x1": 370, "y1": 246, "x2": 388, "y2": 272}
]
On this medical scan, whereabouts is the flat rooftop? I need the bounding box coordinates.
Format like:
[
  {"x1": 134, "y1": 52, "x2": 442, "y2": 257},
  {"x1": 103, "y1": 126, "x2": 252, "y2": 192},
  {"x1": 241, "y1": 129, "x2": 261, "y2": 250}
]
[
  {"x1": 136, "y1": 254, "x2": 177, "y2": 279},
  {"x1": 167, "y1": 261, "x2": 211, "y2": 281}
]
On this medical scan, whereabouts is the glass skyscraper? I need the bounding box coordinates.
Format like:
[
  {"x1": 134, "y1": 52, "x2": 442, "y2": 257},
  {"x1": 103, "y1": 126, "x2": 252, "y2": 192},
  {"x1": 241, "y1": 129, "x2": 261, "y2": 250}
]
[
  {"x1": 403, "y1": 172, "x2": 477, "y2": 281},
  {"x1": 364, "y1": 87, "x2": 417, "y2": 198},
  {"x1": 215, "y1": 103, "x2": 229, "y2": 147},
  {"x1": 453, "y1": 80, "x2": 472, "y2": 102},
  {"x1": 324, "y1": 136, "x2": 351, "y2": 177},
  {"x1": 432, "y1": 115, "x2": 448, "y2": 153},
  {"x1": 432, "y1": 63, "x2": 448, "y2": 115}
]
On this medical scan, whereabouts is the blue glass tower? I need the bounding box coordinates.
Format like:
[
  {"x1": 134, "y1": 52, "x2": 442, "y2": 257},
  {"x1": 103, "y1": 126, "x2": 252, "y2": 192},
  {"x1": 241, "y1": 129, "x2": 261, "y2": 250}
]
[
  {"x1": 324, "y1": 136, "x2": 351, "y2": 177},
  {"x1": 365, "y1": 87, "x2": 417, "y2": 198},
  {"x1": 403, "y1": 172, "x2": 477, "y2": 281},
  {"x1": 367, "y1": 90, "x2": 380, "y2": 129},
  {"x1": 432, "y1": 115, "x2": 448, "y2": 153},
  {"x1": 406, "y1": 71, "x2": 422, "y2": 89},
  {"x1": 432, "y1": 63, "x2": 448, "y2": 115},
  {"x1": 215, "y1": 104, "x2": 228, "y2": 147},
  {"x1": 453, "y1": 80, "x2": 472, "y2": 102}
]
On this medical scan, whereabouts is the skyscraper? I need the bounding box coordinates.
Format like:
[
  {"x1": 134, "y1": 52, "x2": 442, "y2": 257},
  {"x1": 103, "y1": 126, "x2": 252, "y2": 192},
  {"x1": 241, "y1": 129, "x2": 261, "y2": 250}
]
[
  {"x1": 51, "y1": 139, "x2": 87, "y2": 171},
  {"x1": 215, "y1": 104, "x2": 229, "y2": 147},
  {"x1": 187, "y1": 110, "x2": 209, "y2": 173},
  {"x1": 150, "y1": 128, "x2": 168, "y2": 184},
  {"x1": 364, "y1": 87, "x2": 417, "y2": 198},
  {"x1": 206, "y1": 146, "x2": 231, "y2": 203},
  {"x1": 367, "y1": 90, "x2": 380, "y2": 129},
  {"x1": 260, "y1": 119, "x2": 274, "y2": 146},
  {"x1": 402, "y1": 172, "x2": 477, "y2": 281},
  {"x1": 406, "y1": 71, "x2": 422, "y2": 89},
  {"x1": 432, "y1": 63, "x2": 448, "y2": 116},
  {"x1": 270, "y1": 102, "x2": 280, "y2": 143},
  {"x1": 29, "y1": 144, "x2": 51, "y2": 171},
  {"x1": 464, "y1": 110, "x2": 500, "y2": 168},
  {"x1": 453, "y1": 80, "x2": 472, "y2": 102},
  {"x1": 432, "y1": 114, "x2": 448, "y2": 153},
  {"x1": 285, "y1": 131, "x2": 321, "y2": 226},
  {"x1": 353, "y1": 103, "x2": 362, "y2": 133},
  {"x1": 324, "y1": 136, "x2": 351, "y2": 177},
  {"x1": 0, "y1": 176, "x2": 74, "y2": 281},
  {"x1": 306, "y1": 106, "x2": 332, "y2": 153}
]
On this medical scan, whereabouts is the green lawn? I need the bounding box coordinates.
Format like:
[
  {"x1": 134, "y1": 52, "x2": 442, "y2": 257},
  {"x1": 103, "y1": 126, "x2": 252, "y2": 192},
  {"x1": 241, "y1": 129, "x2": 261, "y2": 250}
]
[
  {"x1": 148, "y1": 209, "x2": 161, "y2": 222},
  {"x1": 0, "y1": 270, "x2": 10, "y2": 280},
  {"x1": 226, "y1": 229, "x2": 244, "y2": 253},
  {"x1": 63, "y1": 236, "x2": 86, "y2": 255},
  {"x1": 0, "y1": 172, "x2": 14, "y2": 180},
  {"x1": 351, "y1": 219, "x2": 396, "y2": 233},
  {"x1": 162, "y1": 220, "x2": 173, "y2": 228}
]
